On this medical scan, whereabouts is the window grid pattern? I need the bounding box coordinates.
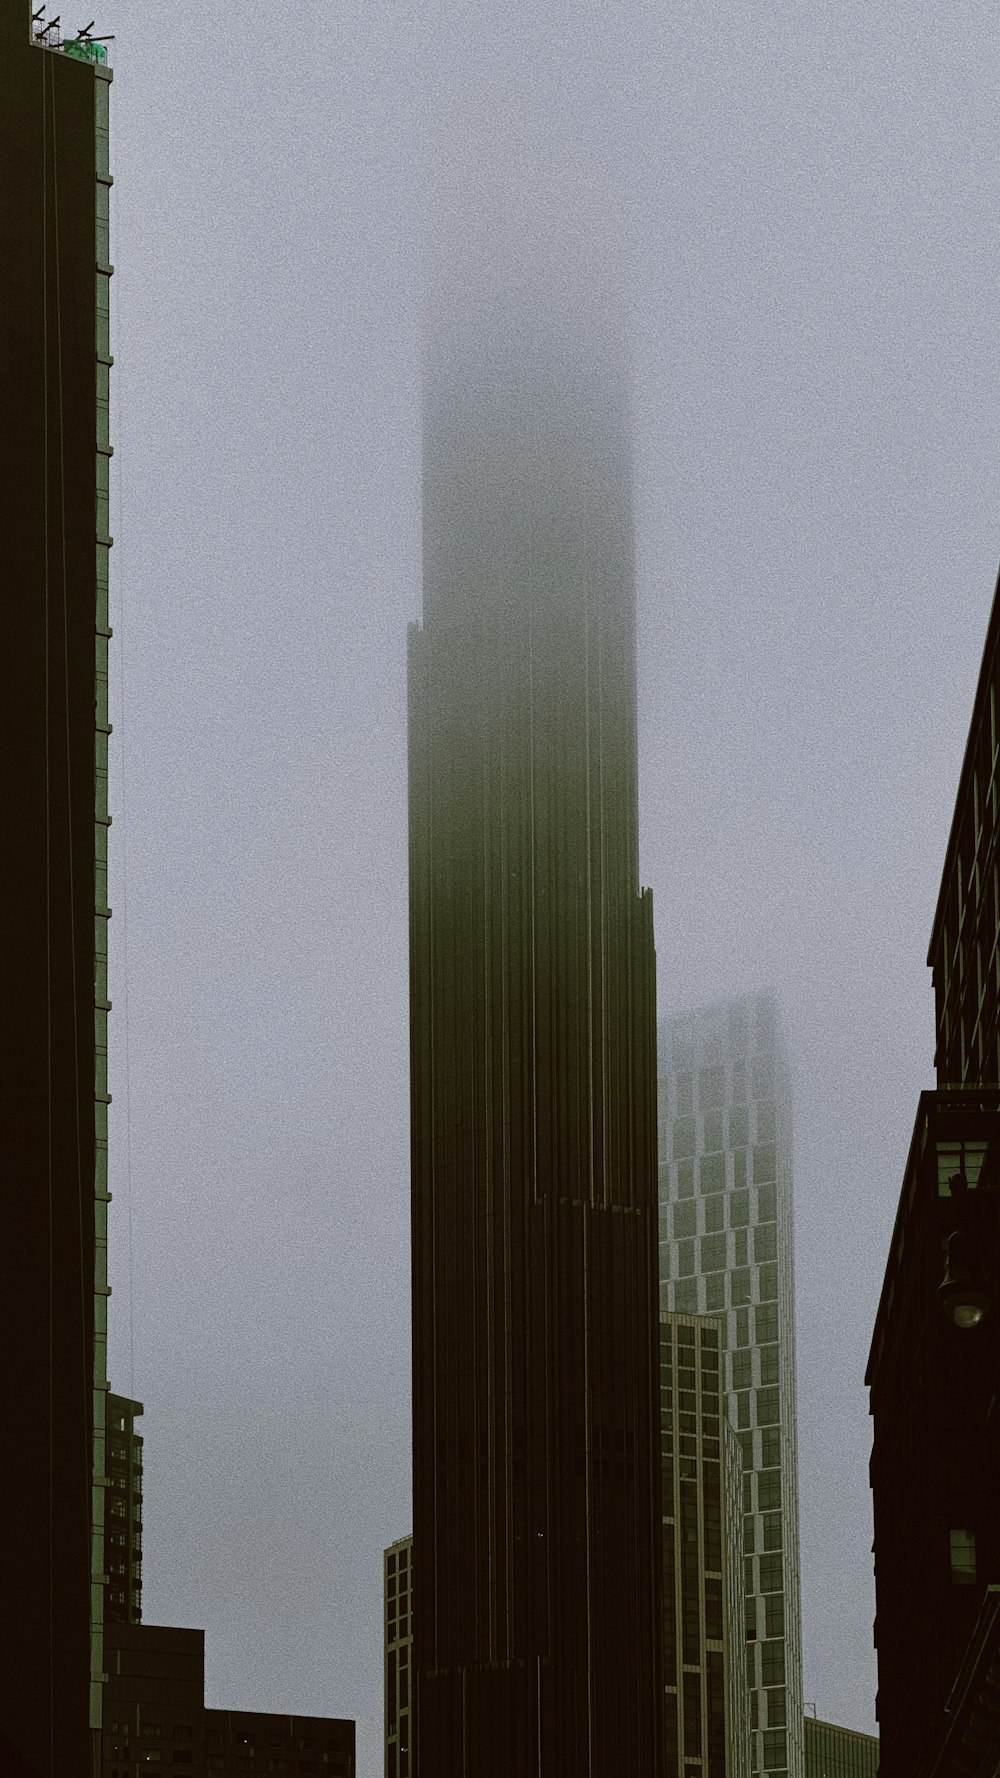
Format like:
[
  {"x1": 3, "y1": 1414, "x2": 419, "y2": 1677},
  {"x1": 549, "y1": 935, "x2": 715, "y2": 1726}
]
[
  {"x1": 385, "y1": 1537, "x2": 413, "y2": 1778},
  {"x1": 660, "y1": 1314, "x2": 752, "y2": 1778},
  {"x1": 659, "y1": 997, "x2": 805, "y2": 1778}
]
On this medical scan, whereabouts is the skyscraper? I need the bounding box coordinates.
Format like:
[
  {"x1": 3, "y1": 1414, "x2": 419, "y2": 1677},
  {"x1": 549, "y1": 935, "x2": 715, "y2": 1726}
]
[
  {"x1": 409, "y1": 183, "x2": 663, "y2": 1774},
  {"x1": 2, "y1": 5, "x2": 113, "y2": 1769},
  {"x1": 659, "y1": 996, "x2": 805, "y2": 1778}
]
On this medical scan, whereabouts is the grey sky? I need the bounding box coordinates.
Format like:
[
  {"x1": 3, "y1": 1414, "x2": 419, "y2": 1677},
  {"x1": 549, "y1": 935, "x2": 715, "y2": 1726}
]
[{"x1": 100, "y1": 2, "x2": 999, "y2": 1773}]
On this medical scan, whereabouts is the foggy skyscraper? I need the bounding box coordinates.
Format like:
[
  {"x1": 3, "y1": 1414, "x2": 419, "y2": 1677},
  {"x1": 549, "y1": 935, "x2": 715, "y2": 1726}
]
[
  {"x1": 659, "y1": 996, "x2": 805, "y2": 1778},
  {"x1": 408, "y1": 174, "x2": 664, "y2": 1774}
]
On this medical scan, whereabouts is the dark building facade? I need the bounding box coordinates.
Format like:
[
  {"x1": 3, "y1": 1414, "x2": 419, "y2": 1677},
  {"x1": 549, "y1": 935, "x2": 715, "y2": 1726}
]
[
  {"x1": 102, "y1": 1624, "x2": 356, "y2": 1778},
  {"x1": 869, "y1": 569, "x2": 1000, "y2": 1778},
  {"x1": 2, "y1": 5, "x2": 113, "y2": 1770},
  {"x1": 104, "y1": 1396, "x2": 144, "y2": 1625},
  {"x1": 659, "y1": 997, "x2": 804, "y2": 1778},
  {"x1": 802, "y1": 1716, "x2": 877, "y2": 1778},
  {"x1": 660, "y1": 1313, "x2": 750, "y2": 1778},
  {"x1": 384, "y1": 1536, "x2": 413, "y2": 1778},
  {"x1": 409, "y1": 214, "x2": 663, "y2": 1774},
  {"x1": 928, "y1": 571, "x2": 1000, "y2": 1089}
]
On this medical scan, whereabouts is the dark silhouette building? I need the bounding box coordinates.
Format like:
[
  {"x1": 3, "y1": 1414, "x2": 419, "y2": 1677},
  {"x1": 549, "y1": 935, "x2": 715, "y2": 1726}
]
[
  {"x1": 2, "y1": 5, "x2": 114, "y2": 1770},
  {"x1": 802, "y1": 1715, "x2": 877, "y2": 1778},
  {"x1": 409, "y1": 196, "x2": 663, "y2": 1774},
  {"x1": 101, "y1": 1625, "x2": 357, "y2": 1777},
  {"x1": 868, "y1": 569, "x2": 1000, "y2": 1778}
]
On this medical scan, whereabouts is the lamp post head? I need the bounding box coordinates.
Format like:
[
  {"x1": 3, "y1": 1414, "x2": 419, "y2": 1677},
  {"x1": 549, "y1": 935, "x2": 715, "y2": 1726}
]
[{"x1": 938, "y1": 1228, "x2": 991, "y2": 1330}]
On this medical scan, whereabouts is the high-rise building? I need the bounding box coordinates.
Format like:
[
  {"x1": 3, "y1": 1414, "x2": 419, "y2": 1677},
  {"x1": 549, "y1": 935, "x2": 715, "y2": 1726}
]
[
  {"x1": 2, "y1": 5, "x2": 114, "y2": 1770},
  {"x1": 802, "y1": 1717, "x2": 877, "y2": 1778},
  {"x1": 409, "y1": 193, "x2": 663, "y2": 1774},
  {"x1": 868, "y1": 571, "x2": 1000, "y2": 1778},
  {"x1": 384, "y1": 1536, "x2": 413, "y2": 1778},
  {"x1": 104, "y1": 1396, "x2": 144, "y2": 1626},
  {"x1": 659, "y1": 996, "x2": 805, "y2": 1778},
  {"x1": 660, "y1": 1312, "x2": 751, "y2": 1778}
]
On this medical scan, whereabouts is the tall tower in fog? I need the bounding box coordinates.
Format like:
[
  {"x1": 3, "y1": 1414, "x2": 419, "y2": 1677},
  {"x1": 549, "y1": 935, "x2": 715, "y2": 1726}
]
[
  {"x1": 408, "y1": 180, "x2": 663, "y2": 1775},
  {"x1": 659, "y1": 996, "x2": 805, "y2": 1778}
]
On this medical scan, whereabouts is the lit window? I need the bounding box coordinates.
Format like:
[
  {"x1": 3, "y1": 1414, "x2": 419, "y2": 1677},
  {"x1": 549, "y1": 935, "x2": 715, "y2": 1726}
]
[{"x1": 950, "y1": 1528, "x2": 977, "y2": 1584}]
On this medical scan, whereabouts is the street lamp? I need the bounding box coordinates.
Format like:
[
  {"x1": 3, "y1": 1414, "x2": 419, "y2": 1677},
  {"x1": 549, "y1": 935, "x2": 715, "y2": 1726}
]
[{"x1": 938, "y1": 1227, "x2": 992, "y2": 1330}]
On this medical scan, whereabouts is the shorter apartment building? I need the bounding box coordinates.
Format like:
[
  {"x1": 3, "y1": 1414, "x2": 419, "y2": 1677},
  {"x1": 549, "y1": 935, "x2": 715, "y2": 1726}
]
[
  {"x1": 384, "y1": 1536, "x2": 413, "y2": 1778},
  {"x1": 803, "y1": 1715, "x2": 878, "y2": 1778}
]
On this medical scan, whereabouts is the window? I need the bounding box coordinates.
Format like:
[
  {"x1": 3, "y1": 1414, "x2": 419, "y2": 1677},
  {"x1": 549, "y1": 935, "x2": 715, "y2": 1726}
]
[
  {"x1": 761, "y1": 1513, "x2": 783, "y2": 1552},
  {"x1": 733, "y1": 1229, "x2": 749, "y2": 1267},
  {"x1": 763, "y1": 1729, "x2": 787, "y2": 1769},
  {"x1": 756, "y1": 1101, "x2": 777, "y2": 1144},
  {"x1": 703, "y1": 1194, "x2": 724, "y2": 1233},
  {"x1": 759, "y1": 1346, "x2": 779, "y2": 1386},
  {"x1": 758, "y1": 1427, "x2": 780, "y2": 1468},
  {"x1": 700, "y1": 1065, "x2": 725, "y2": 1108},
  {"x1": 705, "y1": 1274, "x2": 725, "y2": 1311},
  {"x1": 703, "y1": 1108, "x2": 725, "y2": 1153},
  {"x1": 673, "y1": 1117, "x2": 697, "y2": 1159},
  {"x1": 764, "y1": 1594, "x2": 784, "y2": 1638},
  {"x1": 758, "y1": 1471, "x2": 782, "y2": 1512},
  {"x1": 675, "y1": 1240, "x2": 695, "y2": 1278},
  {"x1": 756, "y1": 1388, "x2": 779, "y2": 1427},
  {"x1": 674, "y1": 1279, "x2": 698, "y2": 1313},
  {"x1": 730, "y1": 1269, "x2": 751, "y2": 1306},
  {"x1": 676, "y1": 1158, "x2": 695, "y2": 1199},
  {"x1": 673, "y1": 1201, "x2": 696, "y2": 1239},
  {"x1": 729, "y1": 1189, "x2": 750, "y2": 1229},
  {"x1": 730, "y1": 1350, "x2": 751, "y2": 1391},
  {"x1": 760, "y1": 1640, "x2": 785, "y2": 1686},
  {"x1": 701, "y1": 1233, "x2": 726, "y2": 1273},
  {"x1": 700, "y1": 1153, "x2": 725, "y2": 1194},
  {"x1": 950, "y1": 1528, "x2": 977, "y2": 1584},
  {"x1": 758, "y1": 1553, "x2": 783, "y2": 1593},
  {"x1": 754, "y1": 1223, "x2": 777, "y2": 1264},
  {"x1": 758, "y1": 1262, "x2": 779, "y2": 1301},
  {"x1": 732, "y1": 1061, "x2": 747, "y2": 1102},
  {"x1": 676, "y1": 1073, "x2": 694, "y2": 1116},
  {"x1": 728, "y1": 1105, "x2": 749, "y2": 1147},
  {"x1": 757, "y1": 1182, "x2": 777, "y2": 1222},
  {"x1": 753, "y1": 1144, "x2": 776, "y2": 1185},
  {"x1": 765, "y1": 1687, "x2": 786, "y2": 1727}
]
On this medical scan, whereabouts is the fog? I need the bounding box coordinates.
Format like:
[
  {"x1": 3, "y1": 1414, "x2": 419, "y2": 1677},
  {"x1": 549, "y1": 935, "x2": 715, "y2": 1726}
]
[{"x1": 97, "y1": 1, "x2": 999, "y2": 1772}]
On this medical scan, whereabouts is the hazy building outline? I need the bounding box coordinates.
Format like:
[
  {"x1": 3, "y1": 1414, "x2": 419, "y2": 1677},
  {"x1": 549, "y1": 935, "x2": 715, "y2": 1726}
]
[
  {"x1": 409, "y1": 173, "x2": 664, "y2": 1773},
  {"x1": 659, "y1": 995, "x2": 805, "y2": 1778}
]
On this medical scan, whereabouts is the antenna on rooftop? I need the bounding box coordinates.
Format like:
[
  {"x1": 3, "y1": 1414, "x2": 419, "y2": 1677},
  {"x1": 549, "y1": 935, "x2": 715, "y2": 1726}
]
[{"x1": 77, "y1": 19, "x2": 96, "y2": 35}]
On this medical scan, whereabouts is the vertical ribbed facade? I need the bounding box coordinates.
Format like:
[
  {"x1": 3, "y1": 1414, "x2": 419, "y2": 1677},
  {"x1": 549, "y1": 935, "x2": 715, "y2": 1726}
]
[
  {"x1": 2, "y1": 7, "x2": 111, "y2": 1771},
  {"x1": 409, "y1": 268, "x2": 663, "y2": 1774},
  {"x1": 659, "y1": 996, "x2": 804, "y2": 1778}
]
